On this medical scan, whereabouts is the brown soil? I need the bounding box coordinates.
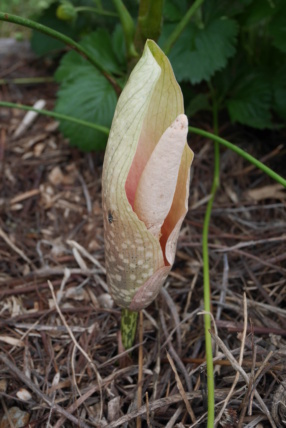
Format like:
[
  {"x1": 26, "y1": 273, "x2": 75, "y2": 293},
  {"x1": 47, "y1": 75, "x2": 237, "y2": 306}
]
[{"x1": 0, "y1": 43, "x2": 286, "y2": 428}]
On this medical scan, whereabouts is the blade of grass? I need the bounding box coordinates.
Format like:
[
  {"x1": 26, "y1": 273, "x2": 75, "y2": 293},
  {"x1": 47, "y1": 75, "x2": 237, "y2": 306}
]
[
  {"x1": 0, "y1": 101, "x2": 109, "y2": 135},
  {"x1": 189, "y1": 126, "x2": 286, "y2": 188},
  {"x1": 0, "y1": 12, "x2": 121, "y2": 95},
  {"x1": 201, "y1": 98, "x2": 219, "y2": 428},
  {"x1": 75, "y1": 6, "x2": 118, "y2": 17},
  {"x1": 163, "y1": 0, "x2": 204, "y2": 55},
  {"x1": 0, "y1": 77, "x2": 54, "y2": 85},
  {"x1": 112, "y1": 0, "x2": 138, "y2": 59},
  {"x1": 1, "y1": 101, "x2": 284, "y2": 188}
]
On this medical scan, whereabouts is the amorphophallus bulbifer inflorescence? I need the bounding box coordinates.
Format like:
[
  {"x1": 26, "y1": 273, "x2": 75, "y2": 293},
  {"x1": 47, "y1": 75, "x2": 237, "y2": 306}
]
[{"x1": 102, "y1": 40, "x2": 194, "y2": 316}]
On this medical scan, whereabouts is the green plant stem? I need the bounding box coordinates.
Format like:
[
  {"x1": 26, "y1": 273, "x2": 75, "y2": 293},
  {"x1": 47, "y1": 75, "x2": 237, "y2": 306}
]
[
  {"x1": 189, "y1": 126, "x2": 286, "y2": 188},
  {"x1": 92, "y1": 0, "x2": 103, "y2": 8},
  {"x1": 135, "y1": 0, "x2": 164, "y2": 52},
  {"x1": 163, "y1": 0, "x2": 204, "y2": 55},
  {"x1": 121, "y1": 308, "x2": 138, "y2": 350},
  {"x1": 1, "y1": 100, "x2": 285, "y2": 188},
  {"x1": 0, "y1": 77, "x2": 54, "y2": 85},
  {"x1": 0, "y1": 101, "x2": 109, "y2": 135},
  {"x1": 202, "y1": 101, "x2": 218, "y2": 428},
  {"x1": 75, "y1": 6, "x2": 118, "y2": 17},
  {"x1": 112, "y1": 0, "x2": 138, "y2": 59},
  {"x1": 0, "y1": 12, "x2": 121, "y2": 96}
]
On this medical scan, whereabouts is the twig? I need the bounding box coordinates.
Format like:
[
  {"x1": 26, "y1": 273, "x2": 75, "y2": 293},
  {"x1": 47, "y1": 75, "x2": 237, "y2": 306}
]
[
  {"x1": 56, "y1": 268, "x2": 71, "y2": 304},
  {"x1": 172, "y1": 357, "x2": 284, "y2": 372},
  {"x1": 10, "y1": 188, "x2": 41, "y2": 205},
  {"x1": 71, "y1": 247, "x2": 89, "y2": 271},
  {"x1": 254, "y1": 351, "x2": 274, "y2": 383},
  {"x1": 216, "y1": 254, "x2": 228, "y2": 321},
  {"x1": 53, "y1": 384, "x2": 98, "y2": 428},
  {"x1": 160, "y1": 310, "x2": 192, "y2": 392},
  {"x1": 13, "y1": 99, "x2": 46, "y2": 138},
  {"x1": 215, "y1": 235, "x2": 286, "y2": 253},
  {"x1": 183, "y1": 271, "x2": 199, "y2": 318},
  {"x1": 198, "y1": 310, "x2": 219, "y2": 359},
  {"x1": 162, "y1": 308, "x2": 201, "y2": 349},
  {"x1": 145, "y1": 392, "x2": 151, "y2": 427},
  {"x1": 232, "y1": 144, "x2": 283, "y2": 176},
  {"x1": 54, "y1": 366, "x2": 146, "y2": 427},
  {"x1": 67, "y1": 240, "x2": 106, "y2": 273},
  {"x1": 137, "y1": 311, "x2": 143, "y2": 428},
  {"x1": 78, "y1": 172, "x2": 92, "y2": 214},
  {"x1": 0, "y1": 226, "x2": 33, "y2": 266},
  {"x1": 246, "y1": 351, "x2": 274, "y2": 421},
  {"x1": 98, "y1": 341, "x2": 144, "y2": 369},
  {"x1": 0, "y1": 353, "x2": 91, "y2": 428},
  {"x1": 243, "y1": 260, "x2": 277, "y2": 306},
  {"x1": 1, "y1": 397, "x2": 16, "y2": 428},
  {"x1": 107, "y1": 392, "x2": 203, "y2": 428},
  {"x1": 238, "y1": 343, "x2": 257, "y2": 426},
  {"x1": 215, "y1": 319, "x2": 286, "y2": 337},
  {"x1": 161, "y1": 286, "x2": 182, "y2": 354},
  {"x1": 166, "y1": 405, "x2": 183, "y2": 428},
  {"x1": 210, "y1": 331, "x2": 277, "y2": 427},
  {"x1": 48, "y1": 281, "x2": 103, "y2": 416},
  {"x1": 248, "y1": 343, "x2": 258, "y2": 417},
  {"x1": 214, "y1": 293, "x2": 248, "y2": 426},
  {"x1": 71, "y1": 344, "x2": 82, "y2": 405},
  {"x1": 46, "y1": 372, "x2": 60, "y2": 428},
  {"x1": 188, "y1": 126, "x2": 286, "y2": 187},
  {"x1": 8, "y1": 318, "x2": 41, "y2": 354},
  {"x1": 167, "y1": 352, "x2": 196, "y2": 424}
]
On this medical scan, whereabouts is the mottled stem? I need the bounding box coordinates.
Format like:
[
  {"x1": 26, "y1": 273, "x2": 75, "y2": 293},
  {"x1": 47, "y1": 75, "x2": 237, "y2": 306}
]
[{"x1": 121, "y1": 308, "x2": 138, "y2": 350}]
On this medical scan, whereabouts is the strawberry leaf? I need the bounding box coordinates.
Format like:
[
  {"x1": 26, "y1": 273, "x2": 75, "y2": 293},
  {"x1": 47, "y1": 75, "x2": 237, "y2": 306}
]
[
  {"x1": 227, "y1": 72, "x2": 272, "y2": 129},
  {"x1": 272, "y1": 64, "x2": 286, "y2": 120},
  {"x1": 54, "y1": 30, "x2": 124, "y2": 151},
  {"x1": 269, "y1": 3, "x2": 286, "y2": 53},
  {"x1": 161, "y1": 18, "x2": 238, "y2": 84}
]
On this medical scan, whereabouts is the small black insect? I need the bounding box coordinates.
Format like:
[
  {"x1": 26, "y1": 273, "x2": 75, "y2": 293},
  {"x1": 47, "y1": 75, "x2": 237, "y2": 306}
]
[{"x1": 108, "y1": 210, "x2": 114, "y2": 224}]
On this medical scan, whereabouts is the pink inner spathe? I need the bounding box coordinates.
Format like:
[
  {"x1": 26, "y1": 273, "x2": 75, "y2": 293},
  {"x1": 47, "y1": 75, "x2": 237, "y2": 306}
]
[{"x1": 125, "y1": 118, "x2": 160, "y2": 208}]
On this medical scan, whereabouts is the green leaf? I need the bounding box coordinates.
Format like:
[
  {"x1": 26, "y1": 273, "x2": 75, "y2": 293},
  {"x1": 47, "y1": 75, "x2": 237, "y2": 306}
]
[
  {"x1": 212, "y1": 60, "x2": 238, "y2": 103},
  {"x1": 272, "y1": 64, "x2": 286, "y2": 120},
  {"x1": 227, "y1": 72, "x2": 272, "y2": 129},
  {"x1": 203, "y1": 0, "x2": 251, "y2": 23},
  {"x1": 54, "y1": 30, "x2": 122, "y2": 150},
  {"x1": 162, "y1": 18, "x2": 238, "y2": 84},
  {"x1": 240, "y1": 0, "x2": 276, "y2": 27},
  {"x1": 186, "y1": 93, "x2": 210, "y2": 117},
  {"x1": 269, "y1": 3, "x2": 286, "y2": 53},
  {"x1": 163, "y1": 0, "x2": 189, "y2": 22},
  {"x1": 77, "y1": 29, "x2": 125, "y2": 76},
  {"x1": 30, "y1": 3, "x2": 77, "y2": 56},
  {"x1": 112, "y1": 25, "x2": 127, "y2": 67}
]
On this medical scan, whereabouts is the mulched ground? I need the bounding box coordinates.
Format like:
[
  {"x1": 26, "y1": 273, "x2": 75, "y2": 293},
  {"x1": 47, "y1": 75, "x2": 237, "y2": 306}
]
[{"x1": 0, "y1": 42, "x2": 286, "y2": 428}]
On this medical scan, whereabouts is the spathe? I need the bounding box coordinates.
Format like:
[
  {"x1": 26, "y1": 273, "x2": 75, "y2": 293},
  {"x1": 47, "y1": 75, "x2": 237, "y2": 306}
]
[{"x1": 102, "y1": 40, "x2": 193, "y2": 310}]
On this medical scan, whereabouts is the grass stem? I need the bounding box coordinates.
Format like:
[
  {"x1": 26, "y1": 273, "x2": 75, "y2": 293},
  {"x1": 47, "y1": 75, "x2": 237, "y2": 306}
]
[
  {"x1": 0, "y1": 12, "x2": 121, "y2": 95},
  {"x1": 1, "y1": 101, "x2": 284, "y2": 188},
  {"x1": 189, "y1": 126, "x2": 286, "y2": 188},
  {"x1": 202, "y1": 100, "x2": 219, "y2": 427},
  {"x1": 163, "y1": 0, "x2": 204, "y2": 55},
  {"x1": 0, "y1": 101, "x2": 109, "y2": 135}
]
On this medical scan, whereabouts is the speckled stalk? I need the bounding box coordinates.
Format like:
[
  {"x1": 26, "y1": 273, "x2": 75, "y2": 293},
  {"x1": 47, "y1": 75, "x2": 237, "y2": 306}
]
[{"x1": 121, "y1": 308, "x2": 138, "y2": 350}]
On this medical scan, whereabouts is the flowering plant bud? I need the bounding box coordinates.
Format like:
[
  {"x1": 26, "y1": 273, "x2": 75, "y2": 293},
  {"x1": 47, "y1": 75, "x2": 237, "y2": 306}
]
[{"x1": 102, "y1": 40, "x2": 193, "y2": 311}]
